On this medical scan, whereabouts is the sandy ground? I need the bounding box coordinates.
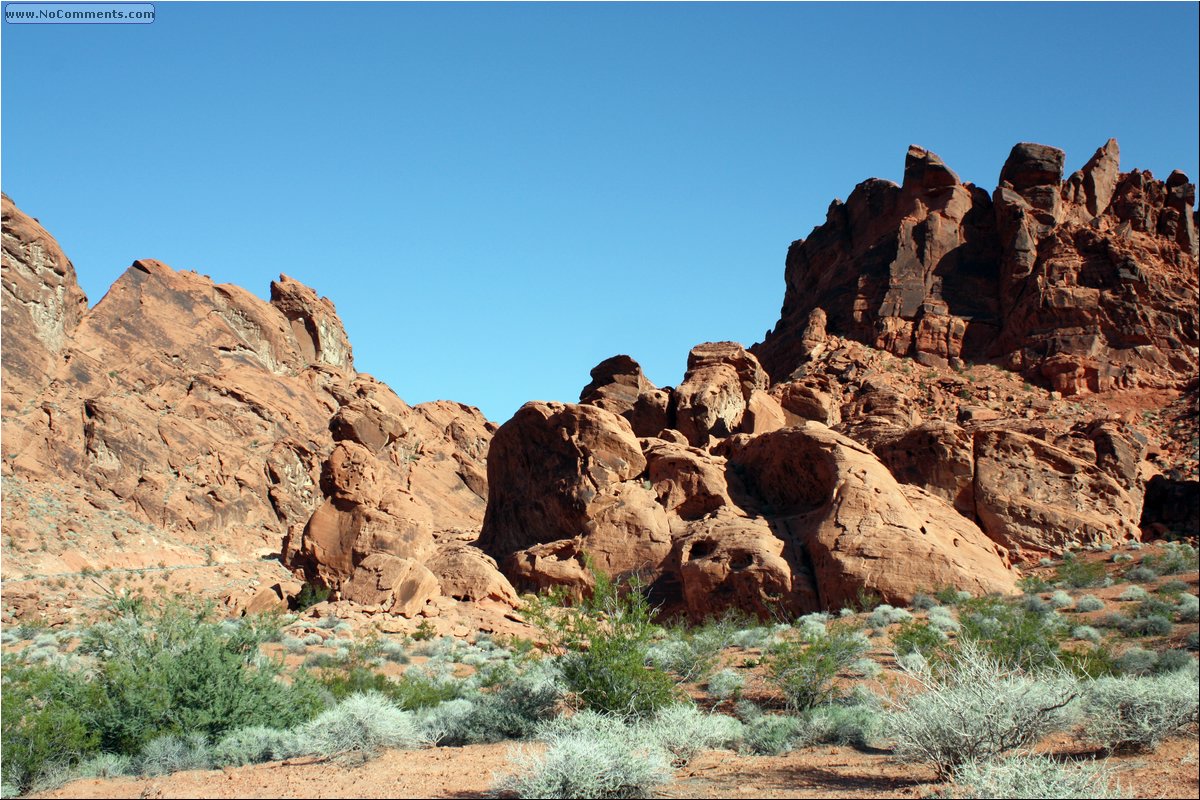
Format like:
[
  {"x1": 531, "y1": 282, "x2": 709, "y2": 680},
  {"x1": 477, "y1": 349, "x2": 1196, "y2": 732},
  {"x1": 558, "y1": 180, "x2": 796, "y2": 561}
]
[{"x1": 31, "y1": 736, "x2": 1199, "y2": 799}]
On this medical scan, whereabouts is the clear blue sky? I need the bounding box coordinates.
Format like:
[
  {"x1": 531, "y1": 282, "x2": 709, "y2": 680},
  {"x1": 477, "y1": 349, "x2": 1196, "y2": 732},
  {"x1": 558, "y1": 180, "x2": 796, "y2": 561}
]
[{"x1": 4, "y1": 2, "x2": 1197, "y2": 423}]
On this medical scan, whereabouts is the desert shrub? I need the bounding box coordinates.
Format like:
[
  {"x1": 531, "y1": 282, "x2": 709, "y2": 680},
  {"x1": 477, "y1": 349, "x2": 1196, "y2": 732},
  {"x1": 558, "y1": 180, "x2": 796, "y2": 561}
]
[
  {"x1": 738, "y1": 712, "x2": 807, "y2": 756},
  {"x1": 706, "y1": 668, "x2": 745, "y2": 701},
  {"x1": 1123, "y1": 566, "x2": 1158, "y2": 584},
  {"x1": 1055, "y1": 554, "x2": 1106, "y2": 589},
  {"x1": 644, "y1": 705, "x2": 743, "y2": 766},
  {"x1": 1152, "y1": 649, "x2": 1194, "y2": 675},
  {"x1": 78, "y1": 599, "x2": 323, "y2": 754},
  {"x1": 1113, "y1": 647, "x2": 1157, "y2": 676},
  {"x1": 1017, "y1": 574, "x2": 1053, "y2": 593},
  {"x1": 1140, "y1": 542, "x2": 1199, "y2": 576},
  {"x1": 867, "y1": 604, "x2": 912, "y2": 628},
  {"x1": 766, "y1": 624, "x2": 870, "y2": 711},
  {"x1": 1071, "y1": 626, "x2": 1102, "y2": 644},
  {"x1": 281, "y1": 635, "x2": 307, "y2": 655},
  {"x1": 912, "y1": 593, "x2": 937, "y2": 611},
  {"x1": 138, "y1": 732, "x2": 210, "y2": 776},
  {"x1": 293, "y1": 582, "x2": 330, "y2": 611},
  {"x1": 302, "y1": 633, "x2": 323, "y2": 646},
  {"x1": 379, "y1": 639, "x2": 409, "y2": 663},
  {"x1": 421, "y1": 659, "x2": 564, "y2": 745},
  {"x1": 297, "y1": 692, "x2": 426, "y2": 760},
  {"x1": 1187, "y1": 631, "x2": 1199, "y2": 651},
  {"x1": 1082, "y1": 665, "x2": 1200, "y2": 752},
  {"x1": 801, "y1": 695, "x2": 883, "y2": 749},
  {"x1": 794, "y1": 613, "x2": 829, "y2": 641},
  {"x1": 886, "y1": 642, "x2": 1081, "y2": 778},
  {"x1": 209, "y1": 726, "x2": 301, "y2": 767},
  {"x1": 728, "y1": 626, "x2": 772, "y2": 650},
  {"x1": 645, "y1": 616, "x2": 734, "y2": 683},
  {"x1": 1111, "y1": 553, "x2": 1133, "y2": 563},
  {"x1": 849, "y1": 657, "x2": 882, "y2": 678},
  {"x1": 1048, "y1": 591, "x2": 1074, "y2": 609},
  {"x1": 1157, "y1": 579, "x2": 1191, "y2": 596},
  {"x1": 497, "y1": 717, "x2": 671, "y2": 799},
  {"x1": 892, "y1": 620, "x2": 949, "y2": 658},
  {"x1": 524, "y1": 570, "x2": 676, "y2": 718},
  {"x1": 1121, "y1": 614, "x2": 1173, "y2": 637},
  {"x1": 1074, "y1": 595, "x2": 1105, "y2": 613},
  {"x1": 958, "y1": 597, "x2": 1068, "y2": 671},
  {"x1": 952, "y1": 753, "x2": 1119, "y2": 799},
  {"x1": 1176, "y1": 594, "x2": 1199, "y2": 623},
  {"x1": 1022, "y1": 595, "x2": 1052, "y2": 615},
  {"x1": 926, "y1": 606, "x2": 960, "y2": 632},
  {"x1": 0, "y1": 662, "x2": 105, "y2": 792},
  {"x1": 74, "y1": 752, "x2": 134, "y2": 779}
]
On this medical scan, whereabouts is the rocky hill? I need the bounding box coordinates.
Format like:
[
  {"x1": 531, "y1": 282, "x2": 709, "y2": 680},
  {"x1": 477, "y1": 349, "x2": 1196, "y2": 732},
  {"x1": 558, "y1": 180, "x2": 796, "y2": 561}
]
[
  {"x1": 752, "y1": 140, "x2": 1198, "y2": 395},
  {"x1": 2, "y1": 139, "x2": 1196, "y2": 625},
  {"x1": 1, "y1": 193, "x2": 513, "y2": 628}
]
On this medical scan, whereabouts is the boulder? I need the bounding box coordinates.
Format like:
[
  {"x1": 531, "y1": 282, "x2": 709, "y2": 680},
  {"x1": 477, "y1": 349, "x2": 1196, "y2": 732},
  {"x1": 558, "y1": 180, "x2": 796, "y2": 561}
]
[
  {"x1": 973, "y1": 428, "x2": 1141, "y2": 556},
  {"x1": 342, "y1": 553, "x2": 441, "y2": 617},
  {"x1": 722, "y1": 423, "x2": 1016, "y2": 608},
  {"x1": 579, "y1": 354, "x2": 671, "y2": 437},
  {"x1": 478, "y1": 402, "x2": 671, "y2": 581}
]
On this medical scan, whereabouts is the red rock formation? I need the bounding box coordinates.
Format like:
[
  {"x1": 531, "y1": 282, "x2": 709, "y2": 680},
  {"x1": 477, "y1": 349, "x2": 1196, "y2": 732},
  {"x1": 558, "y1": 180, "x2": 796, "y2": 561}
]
[
  {"x1": 1, "y1": 195, "x2": 507, "y2": 617},
  {"x1": 753, "y1": 140, "x2": 1199, "y2": 395}
]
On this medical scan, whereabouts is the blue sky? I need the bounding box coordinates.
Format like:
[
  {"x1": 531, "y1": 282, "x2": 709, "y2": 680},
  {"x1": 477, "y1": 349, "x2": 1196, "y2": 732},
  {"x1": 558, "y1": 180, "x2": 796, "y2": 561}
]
[{"x1": 4, "y1": 2, "x2": 1197, "y2": 423}]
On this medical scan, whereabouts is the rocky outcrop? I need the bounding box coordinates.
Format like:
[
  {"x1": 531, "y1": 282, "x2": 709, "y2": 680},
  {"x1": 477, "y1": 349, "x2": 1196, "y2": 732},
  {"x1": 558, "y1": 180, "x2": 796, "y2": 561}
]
[
  {"x1": 673, "y1": 342, "x2": 772, "y2": 446},
  {"x1": 480, "y1": 394, "x2": 1018, "y2": 614},
  {"x1": 719, "y1": 424, "x2": 1016, "y2": 608},
  {"x1": 477, "y1": 402, "x2": 672, "y2": 591},
  {"x1": 753, "y1": 140, "x2": 1199, "y2": 394},
  {"x1": 972, "y1": 428, "x2": 1141, "y2": 555},
  {"x1": 1, "y1": 196, "x2": 500, "y2": 619},
  {"x1": 1, "y1": 194, "x2": 89, "y2": 414},
  {"x1": 579, "y1": 355, "x2": 670, "y2": 438}
]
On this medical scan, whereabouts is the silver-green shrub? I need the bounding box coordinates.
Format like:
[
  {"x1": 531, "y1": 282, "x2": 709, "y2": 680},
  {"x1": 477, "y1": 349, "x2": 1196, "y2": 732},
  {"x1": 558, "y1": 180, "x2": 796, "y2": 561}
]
[
  {"x1": 210, "y1": 726, "x2": 302, "y2": 767},
  {"x1": 1073, "y1": 595, "x2": 1105, "y2": 613},
  {"x1": 139, "y1": 732, "x2": 210, "y2": 776},
  {"x1": 705, "y1": 668, "x2": 745, "y2": 701},
  {"x1": 1082, "y1": 665, "x2": 1200, "y2": 752},
  {"x1": 952, "y1": 753, "x2": 1119, "y2": 799},
  {"x1": 297, "y1": 692, "x2": 426, "y2": 759},
  {"x1": 497, "y1": 717, "x2": 671, "y2": 799},
  {"x1": 886, "y1": 642, "x2": 1081, "y2": 778}
]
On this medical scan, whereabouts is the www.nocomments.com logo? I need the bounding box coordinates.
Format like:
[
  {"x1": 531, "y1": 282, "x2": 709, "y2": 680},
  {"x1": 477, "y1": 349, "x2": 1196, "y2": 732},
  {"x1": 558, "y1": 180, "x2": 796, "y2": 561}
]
[{"x1": 4, "y1": 2, "x2": 154, "y2": 23}]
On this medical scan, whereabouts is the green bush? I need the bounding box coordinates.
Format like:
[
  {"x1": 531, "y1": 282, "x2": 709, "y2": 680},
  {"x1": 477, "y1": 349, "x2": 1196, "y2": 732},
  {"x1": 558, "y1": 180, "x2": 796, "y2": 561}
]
[
  {"x1": 766, "y1": 624, "x2": 869, "y2": 711},
  {"x1": 892, "y1": 620, "x2": 949, "y2": 658},
  {"x1": 209, "y1": 726, "x2": 302, "y2": 767},
  {"x1": 1055, "y1": 554, "x2": 1106, "y2": 589},
  {"x1": 958, "y1": 597, "x2": 1068, "y2": 672},
  {"x1": 738, "y1": 710, "x2": 806, "y2": 755},
  {"x1": 705, "y1": 668, "x2": 745, "y2": 701},
  {"x1": 297, "y1": 692, "x2": 427, "y2": 760},
  {"x1": 138, "y1": 732, "x2": 210, "y2": 776},
  {"x1": 420, "y1": 660, "x2": 563, "y2": 745},
  {"x1": 80, "y1": 601, "x2": 324, "y2": 754},
  {"x1": 524, "y1": 569, "x2": 676, "y2": 718},
  {"x1": 1, "y1": 662, "x2": 105, "y2": 791},
  {"x1": 1074, "y1": 595, "x2": 1105, "y2": 613}
]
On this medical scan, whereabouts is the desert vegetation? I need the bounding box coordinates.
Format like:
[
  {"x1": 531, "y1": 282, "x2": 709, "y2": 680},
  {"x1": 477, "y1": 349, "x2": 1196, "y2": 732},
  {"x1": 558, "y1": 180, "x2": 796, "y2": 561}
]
[{"x1": 0, "y1": 540, "x2": 1197, "y2": 799}]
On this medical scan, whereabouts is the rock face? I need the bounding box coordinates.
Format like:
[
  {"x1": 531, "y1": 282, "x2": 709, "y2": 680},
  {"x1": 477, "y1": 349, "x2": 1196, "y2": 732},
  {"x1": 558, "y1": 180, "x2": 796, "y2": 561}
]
[
  {"x1": 1, "y1": 195, "x2": 509, "y2": 618},
  {"x1": 480, "y1": 392, "x2": 1018, "y2": 615},
  {"x1": 753, "y1": 140, "x2": 1199, "y2": 395},
  {"x1": 1, "y1": 195, "x2": 89, "y2": 414}
]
